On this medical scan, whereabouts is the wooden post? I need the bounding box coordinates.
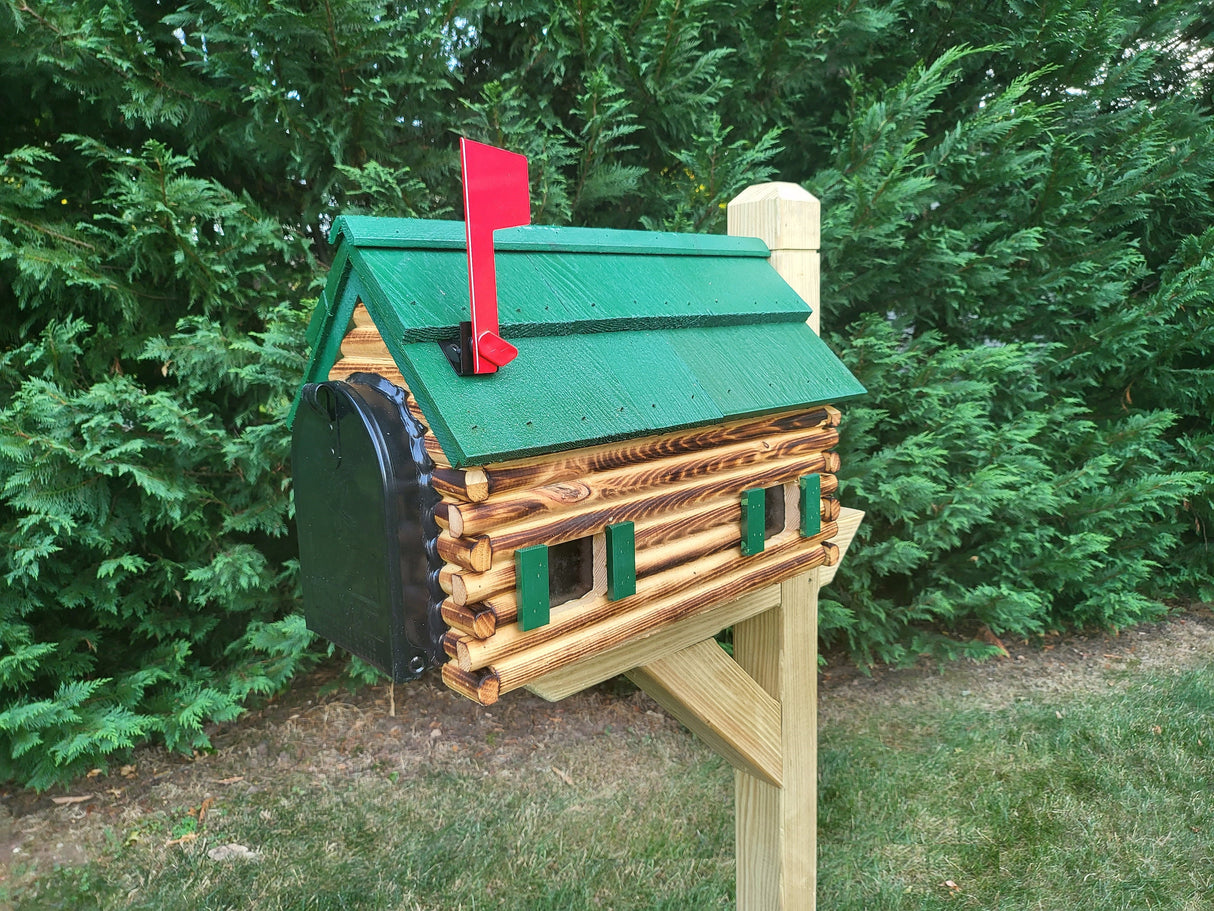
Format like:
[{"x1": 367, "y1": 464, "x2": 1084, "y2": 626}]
[
  {"x1": 729, "y1": 182, "x2": 822, "y2": 910},
  {"x1": 728, "y1": 182, "x2": 821, "y2": 335},
  {"x1": 623, "y1": 182, "x2": 829, "y2": 910}
]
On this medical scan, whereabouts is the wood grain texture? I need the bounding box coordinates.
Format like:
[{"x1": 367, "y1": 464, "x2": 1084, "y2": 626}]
[
  {"x1": 477, "y1": 412, "x2": 838, "y2": 499},
  {"x1": 457, "y1": 528, "x2": 833, "y2": 672},
  {"x1": 727, "y1": 182, "x2": 821, "y2": 251},
  {"x1": 525, "y1": 585, "x2": 781, "y2": 702},
  {"x1": 441, "y1": 664, "x2": 500, "y2": 705},
  {"x1": 339, "y1": 326, "x2": 393, "y2": 359},
  {"x1": 819, "y1": 507, "x2": 864, "y2": 588},
  {"x1": 628, "y1": 639, "x2": 782, "y2": 786},
  {"x1": 328, "y1": 356, "x2": 406, "y2": 387},
  {"x1": 431, "y1": 467, "x2": 490, "y2": 504},
  {"x1": 488, "y1": 543, "x2": 828, "y2": 695},
  {"x1": 440, "y1": 599, "x2": 496, "y2": 639},
  {"x1": 435, "y1": 533, "x2": 492, "y2": 573},
  {"x1": 458, "y1": 525, "x2": 824, "y2": 670},
  {"x1": 727, "y1": 182, "x2": 821, "y2": 338},
  {"x1": 441, "y1": 476, "x2": 840, "y2": 604},
  {"x1": 821, "y1": 497, "x2": 841, "y2": 523},
  {"x1": 448, "y1": 442, "x2": 840, "y2": 538},
  {"x1": 733, "y1": 572, "x2": 820, "y2": 911},
  {"x1": 729, "y1": 180, "x2": 822, "y2": 911}
]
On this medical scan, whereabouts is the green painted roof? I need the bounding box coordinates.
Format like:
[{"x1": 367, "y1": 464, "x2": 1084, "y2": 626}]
[{"x1": 295, "y1": 217, "x2": 864, "y2": 467}]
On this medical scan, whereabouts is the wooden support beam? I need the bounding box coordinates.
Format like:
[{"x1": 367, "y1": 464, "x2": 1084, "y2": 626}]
[
  {"x1": 819, "y1": 506, "x2": 864, "y2": 588},
  {"x1": 728, "y1": 182, "x2": 821, "y2": 335},
  {"x1": 525, "y1": 585, "x2": 781, "y2": 701},
  {"x1": 734, "y1": 571, "x2": 819, "y2": 910},
  {"x1": 627, "y1": 639, "x2": 782, "y2": 787},
  {"x1": 729, "y1": 180, "x2": 824, "y2": 911}
]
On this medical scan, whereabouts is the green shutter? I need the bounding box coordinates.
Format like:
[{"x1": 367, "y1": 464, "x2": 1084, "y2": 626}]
[
  {"x1": 741, "y1": 488, "x2": 765, "y2": 556},
  {"x1": 606, "y1": 522, "x2": 637, "y2": 600},
  {"x1": 799, "y1": 474, "x2": 822, "y2": 538},
  {"x1": 516, "y1": 545, "x2": 550, "y2": 631}
]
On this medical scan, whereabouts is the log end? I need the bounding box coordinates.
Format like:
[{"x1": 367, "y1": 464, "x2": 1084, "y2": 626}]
[
  {"x1": 466, "y1": 468, "x2": 490, "y2": 502},
  {"x1": 448, "y1": 504, "x2": 465, "y2": 537},
  {"x1": 822, "y1": 541, "x2": 840, "y2": 566},
  {"x1": 469, "y1": 535, "x2": 493, "y2": 573},
  {"x1": 821, "y1": 496, "x2": 841, "y2": 522},
  {"x1": 442, "y1": 663, "x2": 500, "y2": 706}
]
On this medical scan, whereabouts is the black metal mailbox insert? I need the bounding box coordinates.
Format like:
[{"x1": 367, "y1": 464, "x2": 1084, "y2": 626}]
[{"x1": 291, "y1": 374, "x2": 445, "y2": 681}]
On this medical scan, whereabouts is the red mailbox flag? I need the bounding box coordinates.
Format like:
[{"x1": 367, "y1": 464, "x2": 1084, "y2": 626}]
[{"x1": 460, "y1": 138, "x2": 531, "y2": 374}]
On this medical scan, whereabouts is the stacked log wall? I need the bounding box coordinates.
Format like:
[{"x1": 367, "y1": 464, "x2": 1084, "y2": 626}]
[{"x1": 330, "y1": 312, "x2": 844, "y2": 705}]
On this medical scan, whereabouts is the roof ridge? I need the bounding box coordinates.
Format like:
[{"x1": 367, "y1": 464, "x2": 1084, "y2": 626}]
[{"x1": 329, "y1": 217, "x2": 772, "y2": 258}]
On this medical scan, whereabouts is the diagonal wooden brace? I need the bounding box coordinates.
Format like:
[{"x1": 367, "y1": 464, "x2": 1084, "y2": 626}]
[{"x1": 626, "y1": 639, "x2": 782, "y2": 787}]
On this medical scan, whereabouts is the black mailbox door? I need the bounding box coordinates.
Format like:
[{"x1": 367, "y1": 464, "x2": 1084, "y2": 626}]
[{"x1": 291, "y1": 375, "x2": 443, "y2": 681}]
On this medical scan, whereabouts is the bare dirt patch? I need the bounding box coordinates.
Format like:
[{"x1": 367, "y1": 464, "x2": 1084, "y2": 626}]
[
  {"x1": 2, "y1": 604, "x2": 1212, "y2": 895},
  {"x1": 818, "y1": 603, "x2": 1214, "y2": 722}
]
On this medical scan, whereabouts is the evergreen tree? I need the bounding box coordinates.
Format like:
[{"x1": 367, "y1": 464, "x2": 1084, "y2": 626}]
[{"x1": 1, "y1": 0, "x2": 1211, "y2": 786}]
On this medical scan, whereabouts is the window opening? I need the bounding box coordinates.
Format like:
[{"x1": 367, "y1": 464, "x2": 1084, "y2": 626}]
[
  {"x1": 764, "y1": 485, "x2": 787, "y2": 539},
  {"x1": 548, "y1": 536, "x2": 594, "y2": 606}
]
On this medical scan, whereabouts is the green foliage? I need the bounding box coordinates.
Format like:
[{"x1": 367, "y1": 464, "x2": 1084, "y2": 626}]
[
  {"x1": 1, "y1": 0, "x2": 1212, "y2": 786},
  {"x1": 0, "y1": 135, "x2": 316, "y2": 787},
  {"x1": 828, "y1": 316, "x2": 1204, "y2": 665}
]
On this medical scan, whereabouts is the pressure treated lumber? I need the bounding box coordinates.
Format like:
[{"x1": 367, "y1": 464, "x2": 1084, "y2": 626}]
[
  {"x1": 729, "y1": 182, "x2": 821, "y2": 335},
  {"x1": 734, "y1": 571, "x2": 819, "y2": 910},
  {"x1": 730, "y1": 180, "x2": 823, "y2": 911},
  {"x1": 820, "y1": 506, "x2": 864, "y2": 588},
  {"x1": 480, "y1": 542, "x2": 830, "y2": 696},
  {"x1": 526, "y1": 585, "x2": 781, "y2": 702},
  {"x1": 627, "y1": 639, "x2": 782, "y2": 787}
]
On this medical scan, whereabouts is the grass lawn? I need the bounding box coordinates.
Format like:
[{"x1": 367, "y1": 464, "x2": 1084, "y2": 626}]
[{"x1": 3, "y1": 616, "x2": 1212, "y2": 910}]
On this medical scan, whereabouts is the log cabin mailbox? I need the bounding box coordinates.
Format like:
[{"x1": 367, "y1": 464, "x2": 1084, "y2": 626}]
[{"x1": 290, "y1": 141, "x2": 865, "y2": 909}]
